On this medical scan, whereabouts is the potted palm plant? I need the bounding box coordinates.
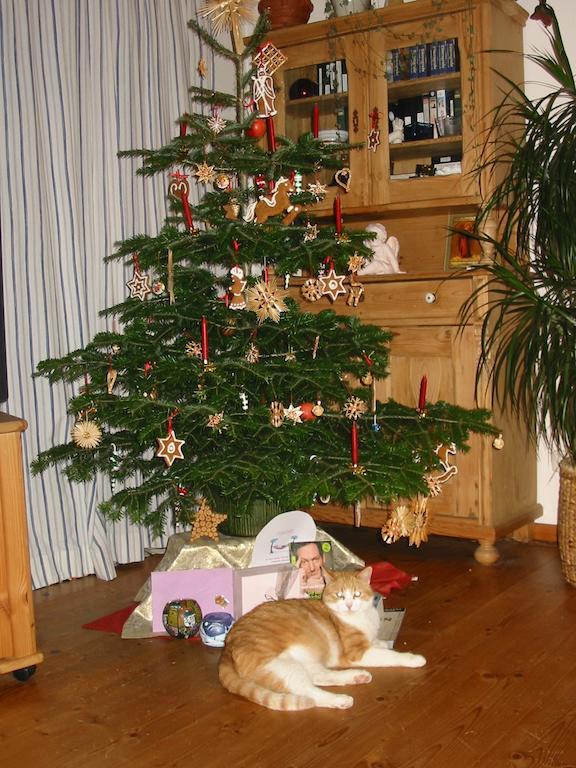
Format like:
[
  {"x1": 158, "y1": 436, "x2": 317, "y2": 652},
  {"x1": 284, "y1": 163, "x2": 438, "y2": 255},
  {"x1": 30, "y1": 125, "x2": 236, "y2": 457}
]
[{"x1": 460, "y1": 1, "x2": 576, "y2": 585}]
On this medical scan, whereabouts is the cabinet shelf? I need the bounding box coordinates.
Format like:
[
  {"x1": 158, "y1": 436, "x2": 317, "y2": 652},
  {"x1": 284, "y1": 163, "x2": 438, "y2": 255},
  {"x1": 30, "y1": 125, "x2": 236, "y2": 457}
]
[
  {"x1": 389, "y1": 135, "x2": 462, "y2": 159},
  {"x1": 287, "y1": 92, "x2": 348, "y2": 110},
  {"x1": 387, "y1": 73, "x2": 461, "y2": 100}
]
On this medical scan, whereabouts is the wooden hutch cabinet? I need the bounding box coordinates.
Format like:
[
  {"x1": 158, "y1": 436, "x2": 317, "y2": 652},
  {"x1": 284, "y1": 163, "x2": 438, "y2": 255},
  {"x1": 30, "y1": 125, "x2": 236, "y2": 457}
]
[
  {"x1": 266, "y1": 0, "x2": 542, "y2": 563},
  {"x1": 0, "y1": 414, "x2": 43, "y2": 679}
]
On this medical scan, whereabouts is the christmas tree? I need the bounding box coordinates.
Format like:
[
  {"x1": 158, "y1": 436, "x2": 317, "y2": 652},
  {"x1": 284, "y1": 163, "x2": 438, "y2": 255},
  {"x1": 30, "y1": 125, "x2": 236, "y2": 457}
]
[{"x1": 32, "y1": 4, "x2": 497, "y2": 542}]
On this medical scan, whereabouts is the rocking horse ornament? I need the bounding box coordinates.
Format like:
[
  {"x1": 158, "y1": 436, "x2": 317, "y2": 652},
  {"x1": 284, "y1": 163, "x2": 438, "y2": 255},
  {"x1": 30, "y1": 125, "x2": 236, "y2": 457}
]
[{"x1": 243, "y1": 177, "x2": 302, "y2": 225}]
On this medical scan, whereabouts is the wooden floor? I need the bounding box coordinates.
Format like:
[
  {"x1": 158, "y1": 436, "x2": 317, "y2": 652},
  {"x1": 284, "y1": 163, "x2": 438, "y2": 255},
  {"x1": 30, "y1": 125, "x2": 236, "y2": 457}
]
[{"x1": 1, "y1": 526, "x2": 575, "y2": 768}]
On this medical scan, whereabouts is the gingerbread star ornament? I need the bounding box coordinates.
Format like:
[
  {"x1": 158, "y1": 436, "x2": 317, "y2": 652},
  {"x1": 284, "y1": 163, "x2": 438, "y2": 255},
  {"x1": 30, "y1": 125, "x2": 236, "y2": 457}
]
[
  {"x1": 319, "y1": 268, "x2": 347, "y2": 302},
  {"x1": 156, "y1": 429, "x2": 185, "y2": 467}
]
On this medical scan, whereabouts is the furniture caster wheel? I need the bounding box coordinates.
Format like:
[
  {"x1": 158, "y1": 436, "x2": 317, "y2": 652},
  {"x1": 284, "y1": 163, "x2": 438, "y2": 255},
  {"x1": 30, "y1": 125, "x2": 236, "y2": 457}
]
[{"x1": 13, "y1": 665, "x2": 37, "y2": 682}]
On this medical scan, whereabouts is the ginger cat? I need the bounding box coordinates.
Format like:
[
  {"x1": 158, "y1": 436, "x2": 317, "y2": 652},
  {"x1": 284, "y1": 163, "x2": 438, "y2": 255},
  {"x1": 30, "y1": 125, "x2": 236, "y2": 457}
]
[{"x1": 218, "y1": 566, "x2": 425, "y2": 710}]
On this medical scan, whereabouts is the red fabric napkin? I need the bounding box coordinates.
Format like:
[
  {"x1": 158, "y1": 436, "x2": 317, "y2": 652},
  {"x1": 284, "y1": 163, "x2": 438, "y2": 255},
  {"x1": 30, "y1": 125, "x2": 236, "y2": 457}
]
[
  {"x1": 368, "y1": 561, "x2": 414, "y2": 597},
  {"x1": 82, "y1": 603, "x2": 138, "y2": 634}
]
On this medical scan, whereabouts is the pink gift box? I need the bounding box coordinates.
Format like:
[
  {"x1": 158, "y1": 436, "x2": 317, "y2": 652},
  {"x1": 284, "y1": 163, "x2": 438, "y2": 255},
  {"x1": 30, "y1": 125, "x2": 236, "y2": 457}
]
[
  {"x1": 151, "y1": 568, "x2": 235, "y2": 634},
  {"x1": 151, "y1": 564, "x2": 302, "y2": 634}
]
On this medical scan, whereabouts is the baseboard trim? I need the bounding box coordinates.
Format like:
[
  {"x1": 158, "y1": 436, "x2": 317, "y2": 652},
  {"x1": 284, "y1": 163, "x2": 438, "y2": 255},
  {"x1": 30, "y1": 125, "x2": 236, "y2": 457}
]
[{"x1": 530, "y1": 522, "x2": 557, "y2": 544}]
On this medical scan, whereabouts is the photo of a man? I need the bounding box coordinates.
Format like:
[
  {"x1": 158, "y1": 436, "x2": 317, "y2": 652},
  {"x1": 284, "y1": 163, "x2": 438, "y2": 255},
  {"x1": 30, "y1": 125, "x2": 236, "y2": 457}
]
[{"x1": 289, "y1": 540, "x2": 334, "y2": 598}]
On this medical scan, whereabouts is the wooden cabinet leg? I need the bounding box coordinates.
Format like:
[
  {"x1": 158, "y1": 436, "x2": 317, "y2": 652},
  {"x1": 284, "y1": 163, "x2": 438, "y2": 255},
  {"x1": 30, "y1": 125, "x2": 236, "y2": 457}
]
[{"x1": 474, "y1": 540, "x2": 500, "y2": 565}]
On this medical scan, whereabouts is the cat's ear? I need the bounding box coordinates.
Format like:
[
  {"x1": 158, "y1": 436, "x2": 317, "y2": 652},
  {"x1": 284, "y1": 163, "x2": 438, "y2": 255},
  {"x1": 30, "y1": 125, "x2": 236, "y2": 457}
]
[{"x1": 357, "y1": 566, "x2": 373, "y2": 584}]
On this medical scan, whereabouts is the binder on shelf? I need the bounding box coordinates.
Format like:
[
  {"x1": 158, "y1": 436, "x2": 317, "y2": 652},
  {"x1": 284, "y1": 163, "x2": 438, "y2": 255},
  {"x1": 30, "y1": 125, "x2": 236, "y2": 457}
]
[
  {"x1": 429, "y1": 41, "x2": 439, "y2": 76},
  {"x1": 446, "y1": 38, "x2": 459, "y2": 72},
  {"x1": 408, "y1": 46, "x2": 419, "y2": 79},
  {"x1": 416, "y1": 44, "x2": 427, "y2": 78}
]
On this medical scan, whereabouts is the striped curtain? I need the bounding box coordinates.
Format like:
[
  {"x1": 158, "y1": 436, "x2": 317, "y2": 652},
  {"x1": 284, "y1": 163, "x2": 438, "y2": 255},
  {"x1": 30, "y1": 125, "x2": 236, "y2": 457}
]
[{"x1": 0, "y1": 0, "x2": 222, "y2": 588}]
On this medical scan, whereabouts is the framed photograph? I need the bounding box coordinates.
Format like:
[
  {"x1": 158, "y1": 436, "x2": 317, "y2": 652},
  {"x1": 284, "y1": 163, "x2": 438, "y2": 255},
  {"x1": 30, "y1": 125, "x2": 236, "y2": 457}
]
[
  {"x1": 445, "y1": 214, "x2": 484, "y2": 269},
  {"x1": 289, "y1": 540, "x2": 334, "y2": 599}
]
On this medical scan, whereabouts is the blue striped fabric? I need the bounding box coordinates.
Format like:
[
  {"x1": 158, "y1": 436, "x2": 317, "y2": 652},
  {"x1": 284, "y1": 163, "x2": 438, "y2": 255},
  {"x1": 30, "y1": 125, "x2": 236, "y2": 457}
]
[{"x1": 0, "y1": 0, "x2": 220, "y2": 588}]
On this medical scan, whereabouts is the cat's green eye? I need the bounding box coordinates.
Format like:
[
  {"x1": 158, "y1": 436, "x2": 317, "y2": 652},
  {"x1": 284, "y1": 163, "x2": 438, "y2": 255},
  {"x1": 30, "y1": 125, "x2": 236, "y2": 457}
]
[
  {"x1": 336, "y1": 591, "x2": 344, "y2": 599},
  {"x1": 353, "y1": 591, "x2": 361, "y2": 598}
]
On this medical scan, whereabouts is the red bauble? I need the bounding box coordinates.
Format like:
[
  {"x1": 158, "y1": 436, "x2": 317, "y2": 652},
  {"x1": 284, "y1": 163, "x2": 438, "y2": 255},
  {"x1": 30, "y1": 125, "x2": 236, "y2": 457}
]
[
  {"x1": 245, "y1": 118, "x2": 266, "y2": 139},
  {"x1": 299, "y1": 402, "x2": 316, "y2": 422}
]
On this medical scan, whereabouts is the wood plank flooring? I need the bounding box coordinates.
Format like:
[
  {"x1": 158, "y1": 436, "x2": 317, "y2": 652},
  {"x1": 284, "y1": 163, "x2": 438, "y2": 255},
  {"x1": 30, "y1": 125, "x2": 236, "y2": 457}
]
[{"x1": 1, "y1": 526, "x2": 575, "y2": 768}]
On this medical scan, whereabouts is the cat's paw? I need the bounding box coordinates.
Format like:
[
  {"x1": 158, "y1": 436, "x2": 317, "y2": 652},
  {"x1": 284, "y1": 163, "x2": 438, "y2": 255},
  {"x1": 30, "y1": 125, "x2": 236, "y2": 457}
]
[
  {"x1": 404, "y1": 653, "x2": 426, "y2": 668},
  {"x1": 332, "y1": 694, "x2": 354, "y2": 709},
  {"x1": 353, "y1": 670, "x2": 372, "y2": 684}
]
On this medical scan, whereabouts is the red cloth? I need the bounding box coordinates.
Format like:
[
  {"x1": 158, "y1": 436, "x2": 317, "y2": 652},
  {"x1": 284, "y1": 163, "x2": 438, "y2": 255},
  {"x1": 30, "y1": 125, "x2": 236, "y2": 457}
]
[
  {"x1": 82, "y1": 603, "x2": 138, "y2": 634},
  {"x1": 368, "y1": 561, "x2": 413, "y2": 597}
]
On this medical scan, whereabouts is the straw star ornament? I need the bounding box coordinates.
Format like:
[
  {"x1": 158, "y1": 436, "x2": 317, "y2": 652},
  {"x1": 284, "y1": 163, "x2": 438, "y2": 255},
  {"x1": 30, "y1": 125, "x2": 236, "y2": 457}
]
[
  {"x1": 199, "y1": 0, "x2": 256, "y2": 54},
  {"x1": 190, "y1": 497, "x2": 228, "y2": 542}
]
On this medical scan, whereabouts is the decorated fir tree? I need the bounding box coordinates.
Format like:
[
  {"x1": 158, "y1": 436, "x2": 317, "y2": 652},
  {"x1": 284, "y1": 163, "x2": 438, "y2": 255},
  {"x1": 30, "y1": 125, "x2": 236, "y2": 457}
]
[{"x1": 32, "y1": 4, "x2": 497, "y2": 543}]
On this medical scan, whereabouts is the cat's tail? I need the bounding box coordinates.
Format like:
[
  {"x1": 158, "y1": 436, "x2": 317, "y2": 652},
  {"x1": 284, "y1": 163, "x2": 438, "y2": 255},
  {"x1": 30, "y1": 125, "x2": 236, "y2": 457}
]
[{"x1": 218, "y1": 650, "x2": 315, "y2": 711}]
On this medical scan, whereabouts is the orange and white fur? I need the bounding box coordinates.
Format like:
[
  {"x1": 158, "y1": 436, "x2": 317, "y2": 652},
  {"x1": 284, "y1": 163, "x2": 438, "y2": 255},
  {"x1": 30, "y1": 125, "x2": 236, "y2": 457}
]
[{"x1": 218, "y1": 566, "x2": 425, "y2": 710}]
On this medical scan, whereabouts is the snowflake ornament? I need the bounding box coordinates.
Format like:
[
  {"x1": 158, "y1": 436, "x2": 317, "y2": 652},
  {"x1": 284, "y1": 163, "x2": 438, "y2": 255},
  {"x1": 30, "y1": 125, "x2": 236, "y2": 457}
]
[
  {"x1": 208, "y1": 114, "x2": 226, "y2": 134},
  {"x1": 303, "y1": 223, "x2": 319, "y2": 242},
  {"x1": 343, "y1": 396, "x2": 368, "y2": 420},
  {"x1": 194, "y1": 162, "x2": 217, "y2": 184},
  {"x1": 307, "y1": 181, "x2": 327, "y2": 200},
  {"x1": 284, "y1": 404, "x2": 303, "y2": 424},
  {"x1": 185, "y1": 341, "x2": 203, "y2": 358},
  {"x1": 245, "y1": 278, "x2": 288, "y2": 324},
  {"x1": 207, "y1": 412, "x2": 226, "y2": 432},
  {"x1": 301, "y1": 278, "x2": 323, "y2": 302},
  {"x1": 245, "y1": 343, "x2": 260, "y2": 363}
]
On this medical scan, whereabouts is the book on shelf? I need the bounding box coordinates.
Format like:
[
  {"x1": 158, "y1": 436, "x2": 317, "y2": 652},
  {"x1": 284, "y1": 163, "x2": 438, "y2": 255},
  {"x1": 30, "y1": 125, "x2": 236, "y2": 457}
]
[{"x1": 316, "y1": 60, "x2": 347, "y2": 95}]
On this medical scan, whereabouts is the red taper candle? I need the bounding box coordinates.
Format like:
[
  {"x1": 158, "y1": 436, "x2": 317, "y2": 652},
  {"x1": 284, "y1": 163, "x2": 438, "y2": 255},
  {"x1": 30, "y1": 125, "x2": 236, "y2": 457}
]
[
  {"x1": 418, "y1": 375, "x2": 428, "y2": 412},
  {"x1": 201, "y1": 316, "x2": 209, "y2": 364},
  {"x1": 351, "y1": 421, "x2": 359, "y2": 466},
  {"x1": 312, "y1": 103, "x2": 319, "y2": 138},
  {"x1": 180, "y1": 191, "x2": 194, "y2": 232},
  {"x1": 334, "y1": 195, "x2": 342, "y2": 235},
  {"x1": 266, "y1": 115, "x2": 277, "y2": 152}
]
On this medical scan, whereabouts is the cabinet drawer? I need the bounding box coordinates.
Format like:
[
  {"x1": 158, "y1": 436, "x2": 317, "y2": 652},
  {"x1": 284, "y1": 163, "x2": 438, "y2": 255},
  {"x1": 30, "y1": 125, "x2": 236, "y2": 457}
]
[{"x1": 352, "y1": 277, "x2": 476, "y2": 326}]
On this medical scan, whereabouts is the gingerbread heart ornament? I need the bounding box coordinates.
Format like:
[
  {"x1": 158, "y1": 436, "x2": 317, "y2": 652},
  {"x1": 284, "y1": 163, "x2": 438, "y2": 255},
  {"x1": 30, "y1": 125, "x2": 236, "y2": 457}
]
[{"x1": 334, "y1": 167, "x2": 351, "y2": 192}]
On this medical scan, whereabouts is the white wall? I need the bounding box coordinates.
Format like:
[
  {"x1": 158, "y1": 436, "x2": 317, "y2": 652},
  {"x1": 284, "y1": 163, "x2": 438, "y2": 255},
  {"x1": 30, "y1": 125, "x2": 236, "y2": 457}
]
[{"x1": 518, "y1": 0, "x2": 574, "y2": 523}]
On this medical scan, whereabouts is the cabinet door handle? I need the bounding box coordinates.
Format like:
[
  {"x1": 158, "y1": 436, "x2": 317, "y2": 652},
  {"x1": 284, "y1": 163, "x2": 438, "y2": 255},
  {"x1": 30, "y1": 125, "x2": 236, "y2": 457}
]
[{"x1": 425, "y1": 292, "x2": 437, "y2": 304}]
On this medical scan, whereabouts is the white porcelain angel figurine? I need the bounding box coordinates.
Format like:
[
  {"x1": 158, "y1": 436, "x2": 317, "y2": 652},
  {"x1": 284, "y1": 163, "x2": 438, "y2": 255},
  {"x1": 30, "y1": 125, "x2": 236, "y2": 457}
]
[
  {"x1": 358, "y1": 223, "x2": 404, "y2": 274},
  {"x1": 388, "y1": 111, "x2": 404, "y2": 144}
]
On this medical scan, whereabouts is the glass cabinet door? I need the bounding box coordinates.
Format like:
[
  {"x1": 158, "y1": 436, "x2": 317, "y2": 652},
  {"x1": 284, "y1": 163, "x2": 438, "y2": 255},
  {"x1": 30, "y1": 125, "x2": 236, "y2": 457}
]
[
  {"x1": 273, "y1": 34, "x2": 372, "y2": 213},
  {"x1": 368, "y1": 12, "x2": 477, "y2": 207}
]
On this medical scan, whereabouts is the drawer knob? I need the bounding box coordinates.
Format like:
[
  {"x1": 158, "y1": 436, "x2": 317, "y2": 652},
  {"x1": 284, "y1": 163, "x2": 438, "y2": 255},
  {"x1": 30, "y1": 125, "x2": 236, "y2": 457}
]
[{"x1": 425, "y1": 292, "x2": 437, "y2": 304}]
